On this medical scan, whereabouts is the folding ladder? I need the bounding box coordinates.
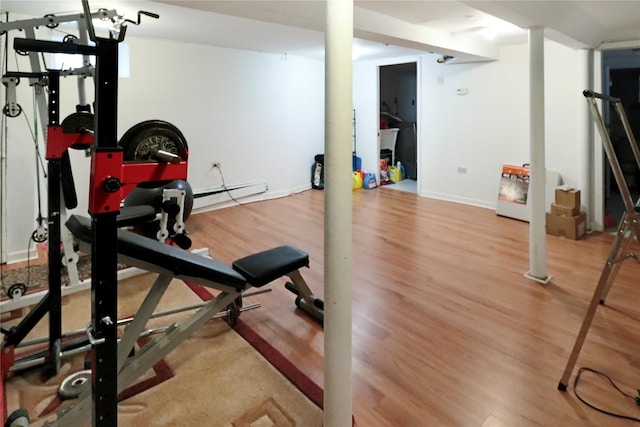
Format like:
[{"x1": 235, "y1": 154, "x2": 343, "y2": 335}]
[{"x1": 558, "y1": 90, "x2": 640, "y2": 391}]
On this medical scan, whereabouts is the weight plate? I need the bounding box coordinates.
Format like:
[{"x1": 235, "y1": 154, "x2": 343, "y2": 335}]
[
  {"x1": 61, "y1": 112, "x2": 95, "y2": 134},
  {"x1": 234, "y1": 295, "x2": 243, "y2": 309},
  {"x1": 226, "y1": 301, "x2": 239, "y2": 328},
  {"x1": 119, "y1": 120, "x2": 188, "y2": 162},
  {"x1": 58, "y1": 370, "x2": 91, "y2": 400}
]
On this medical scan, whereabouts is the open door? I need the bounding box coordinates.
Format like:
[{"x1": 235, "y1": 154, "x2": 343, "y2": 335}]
[
  {"x1": 378, "y1": 62, "x2": 418, "y2": 192},
  {"x1": 601, "y1": 49, "x2": 640, "y2": 231}
]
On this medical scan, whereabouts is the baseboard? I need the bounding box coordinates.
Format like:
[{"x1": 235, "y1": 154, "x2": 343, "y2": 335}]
[
  {"x1": 419, "y1": 190, "x2": 496, "y2": 211},
  {"x1": 4, "y1": 247, "x2": 41, "y2": 266}
]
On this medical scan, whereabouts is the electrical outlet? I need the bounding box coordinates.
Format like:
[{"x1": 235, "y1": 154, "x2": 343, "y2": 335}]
[
  {"x1": 212, "y1": 162, "x2": 221, "y2": 168},
  {"x1": 457, "y1": 167, "x2": 467, "y2": 174}
]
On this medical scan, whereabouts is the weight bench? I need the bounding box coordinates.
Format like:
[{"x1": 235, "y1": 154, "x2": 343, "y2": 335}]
[
  {"x1": 45, "y1": 214, "x2": 322, "y2": 425},
  {"x1": 233, "y1": 248, "x2": 325, "y2": 323}
]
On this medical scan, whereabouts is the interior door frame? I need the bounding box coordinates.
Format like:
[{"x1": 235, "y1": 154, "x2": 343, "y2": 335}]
[{"x1": 377, "y1": 58, "x2": 420, "y2": 191}]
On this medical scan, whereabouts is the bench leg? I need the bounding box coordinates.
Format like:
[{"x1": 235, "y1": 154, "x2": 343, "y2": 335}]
[
  {"x1": 44, "y1": 287, "x2": 241, "y2": 426},
  {"x1": 284, "y1": 270, "x2": 324, "y2": 324},
  {"x1": 117, "y1": 274, "x2": 172, "y2": 373},
  {"x1": 118, "y1": 289, "x2": 239, "y2": 390}
]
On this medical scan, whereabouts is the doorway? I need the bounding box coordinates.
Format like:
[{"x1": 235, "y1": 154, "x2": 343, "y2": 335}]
[
  {"x1": 602, "y1": 49, "x2": 640, "y2": 231},
  {"x1": 379, "y1": 62, "x2": 418, "y2": 193}
]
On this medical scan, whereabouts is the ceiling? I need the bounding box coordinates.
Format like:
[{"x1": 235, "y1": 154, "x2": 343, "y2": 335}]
[{"x1": 1, "y1": 1, "x2": 639, "y2": 62}]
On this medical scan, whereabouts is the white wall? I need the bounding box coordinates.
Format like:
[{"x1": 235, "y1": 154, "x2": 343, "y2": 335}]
[
  {"x1": 1, "y1": 26, "x2": 325, "y2": 262},
  {"x1": 354, "y1": 40, "x2": 586, "y2": 209},
  {"x1": 420, "y1": 44, "x2": 529, "y2": 208},
  {"x1": 0, "y1": 21, "x2": 597, "y2": 263}
]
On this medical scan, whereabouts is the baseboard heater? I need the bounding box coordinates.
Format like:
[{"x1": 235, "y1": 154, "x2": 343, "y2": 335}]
[{"x1": 193, "y1": 180, "x2": 268, "y2": 210}]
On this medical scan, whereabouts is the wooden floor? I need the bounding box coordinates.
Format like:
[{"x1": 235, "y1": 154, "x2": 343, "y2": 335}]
[{"x1": 185, "y1": 188, "x2": 640, "y2": 427}]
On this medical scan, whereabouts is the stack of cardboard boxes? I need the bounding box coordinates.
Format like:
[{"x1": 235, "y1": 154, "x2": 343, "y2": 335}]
[{"x1": 546, "y1": 188, "x2": 587, "y2": 239}]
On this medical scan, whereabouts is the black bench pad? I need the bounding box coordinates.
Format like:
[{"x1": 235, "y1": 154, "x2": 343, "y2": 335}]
[
  {"x1": 232, "y1": 245, "x2": 309, "y2": 288},
  {"x1": 66, "y1": 215, "x2": 247, "y2": 291}
]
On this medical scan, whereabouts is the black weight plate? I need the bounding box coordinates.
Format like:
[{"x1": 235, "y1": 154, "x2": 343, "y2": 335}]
[
  {"x1": 119, "y1": 120, "x2": 188, "y2": 162},
  {"x1": 61, "y1": 112, "x2": 95, "y2": 134},
  {"x1": 226, "y1": 301, "x2": 238, "y2": 327}
]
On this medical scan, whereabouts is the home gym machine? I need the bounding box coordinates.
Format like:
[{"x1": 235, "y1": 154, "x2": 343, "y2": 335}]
[
  {"x1": 558, "y1": 90, "x2": 640, "y2": 391},
  {"x1": 0, "y1": 4, "x2": 190, "y2": 370},
  {"x1": 3, "y1": 2, "x2": 324, "y2": 425},
  {"x1": 2, "y1": 3, "x2": 179, "y2": 425},
  {"x1": 1, "y1": 10, "x2": 193, "y2": 311},
  {"x1": 1, "y1": 9, "x2": 115, "y2": 302}
]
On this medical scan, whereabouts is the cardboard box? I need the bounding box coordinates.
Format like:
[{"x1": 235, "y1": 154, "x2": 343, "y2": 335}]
[
  {"x1": 550, "y1": 203, "x2": 580, "y2": 217},
  {"x1": 546, "y1": 212, "x2": 587, "y2": 240},
  {"x1": 555, "y1": 189, "x2": 580, "y2": 209}
]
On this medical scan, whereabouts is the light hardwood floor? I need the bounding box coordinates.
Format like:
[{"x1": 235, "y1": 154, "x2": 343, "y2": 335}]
[{"x1": 185, "y1": 188, "x2": 640, "y2": 427}]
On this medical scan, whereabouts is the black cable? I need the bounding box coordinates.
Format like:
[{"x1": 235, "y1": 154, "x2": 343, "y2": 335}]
[
  {"x1": 24, "y1": 92, "x2": 48, "y2": 178},
  {"x1": 1, "y1": 12, "x2": 9, "y2": 292},
  {"x1": 24, "y1": 233, "x2": 33, "y2": 287},
  {"x1": 215, "y1": 165, "x2": 243, "y2": 206},
  {"x1": 573, "y1": 367, "x2": 640, "y2": 423}
]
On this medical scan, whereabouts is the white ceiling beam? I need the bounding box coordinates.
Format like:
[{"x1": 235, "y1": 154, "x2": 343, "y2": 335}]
[
  {"x1": 465, "y1": 1, "x2": 609, "y2": 48},
  {"x1": 353, "y1": 6, "x2": 499, "y2": 62}
]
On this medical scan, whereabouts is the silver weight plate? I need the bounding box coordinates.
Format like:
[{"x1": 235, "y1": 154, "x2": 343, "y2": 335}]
[{"x1": 58, "y1": 369, "x2": 92, "y2": 400}]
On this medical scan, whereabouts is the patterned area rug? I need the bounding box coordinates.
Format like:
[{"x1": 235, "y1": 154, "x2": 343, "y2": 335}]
[
  {"x1": 0, "y1": 254, "x2": 132, "y2": 300},
  {"x1": 3, "y1": 273, "x2": 323, "y2": 426},
  {"x1": 0, "y1": 255, "x2": 93, "y2": 299}
]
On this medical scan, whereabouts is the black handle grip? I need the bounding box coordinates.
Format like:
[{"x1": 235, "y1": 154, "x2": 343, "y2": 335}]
[
  {"x1": 140, "y1": 11, "x2": 160, "y2": 19},
  {"x1": 583, "y1": 90, "x2": 621, "y2": 103},
  {"x1": 14, "y1": 38, "x2": 96, "y2": 56}
]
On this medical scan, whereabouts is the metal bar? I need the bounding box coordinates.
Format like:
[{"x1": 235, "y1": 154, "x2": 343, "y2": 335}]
[
  {"x1": 558, "y1": 218, "x2": 629, "y2": 389},
  {"x1": 583, "y1": 89, "x2": 621, "y2": 103},
  {"x1": 90, "y1": 35, "x2": 120, "y2": 427},
  {"x1": 47, "y1": 71, "x2": 63, "y2": 375},
  {"x1": 586, "y1": 97, "x2": 636, "y2": 214},
  {"x1": 117, "y1": 275, "x2": 171, "y2": 373},
  {"x1": 15, "y1": 302, "x2": 261, "y2": 351},
  {"x1": 1, "y1": 294, "x2": 51, "y2": 347},
  {"x1": 612, "y1": 101, "x2": 640, "y2": 173},
  {"x1": 10, "y1": 344, "x2": 92, "y2": 373},
  {"x1": 118, "y1": 292, "x2": 238, "y2": 391},
  {"x1": 0, "y1": 10, "x2": 118, "y2": 33}
]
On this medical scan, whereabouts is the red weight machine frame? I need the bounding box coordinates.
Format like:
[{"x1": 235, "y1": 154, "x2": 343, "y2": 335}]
[{"x1": 3, "y1": 3, "x2": 181, "y2": 424}]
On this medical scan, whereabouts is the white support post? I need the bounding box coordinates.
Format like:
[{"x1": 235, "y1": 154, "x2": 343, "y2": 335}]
[
  {"x1": 525, "y1": 27, "x2": 550, "y2": 284},
  {"x1": 324, "y1": 1, "x2": 353, "y2": 426},
  {"x1": 577, "y1": 49, "x2": 594, "y2": 230},
  {"x1": 592, "y1": 51, "x2": 605, "y2": 231}
]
